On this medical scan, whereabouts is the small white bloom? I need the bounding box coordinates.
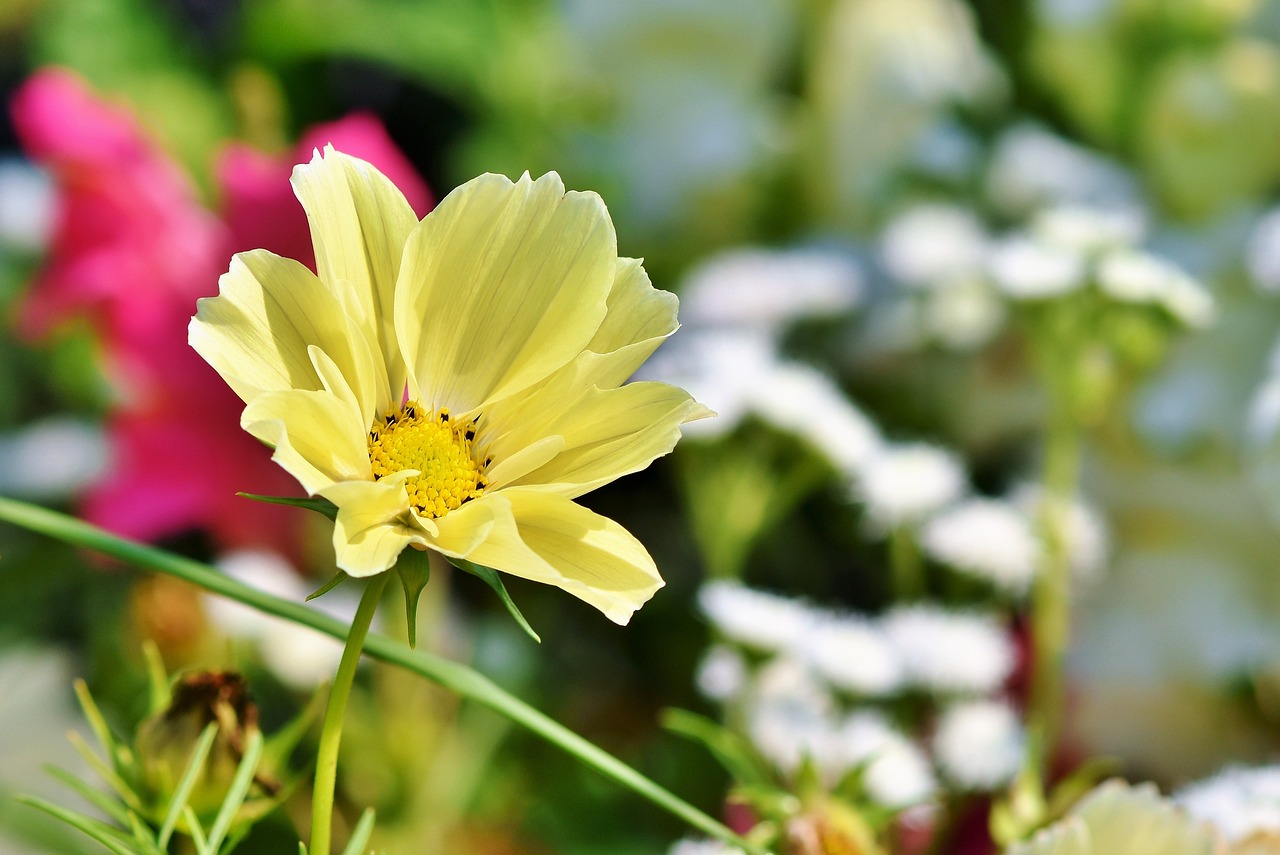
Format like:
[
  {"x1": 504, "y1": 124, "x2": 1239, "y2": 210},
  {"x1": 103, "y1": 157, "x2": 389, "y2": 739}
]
[
  {"x1": 920, "y1": 275, "x2": 1007, "y2": 349},
  {"x1": 986, "y1": 124, "x2": 1138, "y2": 215},
  {"x1": 1249, "y1": 207, "x2": 1280, "y2": 294},
  {"x1": 988, "y1": 235, "x2": 1086, "y2": 299},
  {"x1": 747, "y1": 657, "x2": 836, "y2": 774},
  {"x1": 854, "y1": 443, "x2": 967, "y2": 530},
  {"x1": 0, "y1": 417, "x2": 107, "y2": 500},
  {"x1": 750, "y1": 362, "x2": 883, "y2": 474},
  {"x1": 1096, "y1": 249, "x2": 1213, "y2": 327},
  {"x1": 669, "y1": 838, "x2": 747, "y2": 855},
  {"x1": 932, "y1": 699, "x2": 1025, "y2": 789},
  {"x1": 208, "y1": 551, "x2": 356, "y2": 690},
  {"x1": 1032, "y1": 205, "x2": 1146, "y2": 255},
  {"x1": 920, "y1": 498, "x2": 1041, "y2": 595},
  {"x1": 880, "y1": 204, "x2": 988, "y2": 289},
  {"x1": 0, "y1": 158, "x2": 54, "y2": 252},
  {"x1": 794, "y1": 612, "x2": 905, "y2": 697},
  {"x1": 882, "y1": 606, "x2": 1016, "y2": 695},
  {"x1": 695, "y1": 644, "x2": 749, "y2": 702},
  {"x1": 1177, "y1": 766, "x2": 1280, "y2": 843},
  {"x1": 643, "y1": 328, "x2": 779, "y2": 439},
  {"x1": 698, "y1": 581, "x2": 814, "y2": 653},
  {"x1": 1012, "y1": 485, "x2": 1109, "y2": 583},
  {"x1": 680, "y1": 247, "x2": 864, "y2": 331},
  {"x1": 830, "y1": 712, "x2": 938, "y2": 807}
]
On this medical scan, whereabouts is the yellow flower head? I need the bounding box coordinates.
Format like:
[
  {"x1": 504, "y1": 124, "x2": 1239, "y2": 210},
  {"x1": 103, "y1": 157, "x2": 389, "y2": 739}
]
[{"x1": 190, "y1": 147, "x2": 710, "y2": 624}]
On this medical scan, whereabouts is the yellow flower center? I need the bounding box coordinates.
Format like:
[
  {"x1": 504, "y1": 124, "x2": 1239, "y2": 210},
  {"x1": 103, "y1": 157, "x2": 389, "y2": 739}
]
[{"x1": 368, "y1": 402, "x2": 488, "y2": 518}]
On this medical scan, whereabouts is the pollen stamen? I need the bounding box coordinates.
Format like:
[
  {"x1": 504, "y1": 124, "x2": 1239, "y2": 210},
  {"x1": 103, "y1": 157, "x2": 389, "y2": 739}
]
[{"x1": 367, "y1": 401, "x2": 487, "y2": 518}]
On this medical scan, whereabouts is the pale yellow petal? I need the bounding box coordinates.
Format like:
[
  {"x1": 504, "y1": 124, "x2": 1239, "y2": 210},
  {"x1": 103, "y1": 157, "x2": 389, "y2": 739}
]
[
  {"x1": 241, "y1": 389, "x2": 370, "y2": 495},
  {"x1": 396, "y1": 172, "x2": 615, "y2": 411},
  {"x1": 1007, "y1": 818, "x2": 1090, "y2": 855},
  {"x1": 189, "y1": 250, "x2": 377, "y2": 407},
  {"x1": 292, "y1": 146, "x2": 416, "y2": 400},
  {"x1": 582, "y1": 257, "x2": 679, "y2": 387},
  {"x1": 511, "y1": 383, "x2": 710, "y2": 497},
  {"x1": 320, "y1": 477, "x2": 427, "y2": 577},
  {"x1": 1075, "y1": 781, "x2": 1215, "y2": 854},
  {"x1": 430, "y1": 490, "x2": 663, "y2": 624}
]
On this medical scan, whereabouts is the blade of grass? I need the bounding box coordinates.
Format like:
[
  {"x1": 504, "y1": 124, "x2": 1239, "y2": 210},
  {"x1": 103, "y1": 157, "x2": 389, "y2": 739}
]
[
  {"x1": 66, "y1": 732, "x2": 144, "y2": 814},
  {"x1": 16, "y1": 796, "x2": 137, "y2": 855},
  {"x1": 205, "y1": 730, "x2": 263, "y2": 853},
  {"x1": 339, "y1": 808, "x2": 376, "y2": 855},
  {"x1": 157, "y1": 722, "x2": 220, "y2": 848},
  {"x1": 43, "y1": 766, "x2": 134, "y2": 829}
]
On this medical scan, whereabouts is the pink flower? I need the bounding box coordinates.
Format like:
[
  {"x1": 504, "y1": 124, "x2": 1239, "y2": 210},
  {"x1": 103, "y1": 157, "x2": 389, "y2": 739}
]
[{"x1": 11, "y1": 68, "x2": 432, "y2": 561}]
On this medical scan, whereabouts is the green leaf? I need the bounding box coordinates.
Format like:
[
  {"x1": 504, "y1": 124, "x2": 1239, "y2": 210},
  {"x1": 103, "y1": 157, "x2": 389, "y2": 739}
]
[
  {"x1": 339, "y1": 808, "x2": 377, "y2": 855},
  {"x1": 394, "y1": 549, "x2": 432, "y2": 648},
  {"x1": 157, "y1": 722, "x2": 219, "y2": 848},
  {"x1": 42, "y1": 766, "x2": 134, "y2": 830},
  {"x1": 16, "y1": 796, "x2": 138, "y2": 855},
  {"x1": 182, "y1": 806, "x2": 208, "y2": 853},
  {"x1": 67, "y1": 732, "x2": 144, "y2": 814},
  {"x1": 661, "y1": 709, "x2": 774, "y2": 787},
  {"x1": 140, "y1": 643, "x2": 169, "y2": 717},
  {"x1": 448, "y1": 558, "x2": 540, "y2": 643},
  {"x1": 306, "y1": 571, "x2": 348, "y2": 602},
  {"x1": 206, "y1": 730, "x2": 264, "y2": 853},
  {"x1": 236, "y1": 493, "x2": 338, "y2": 521}
]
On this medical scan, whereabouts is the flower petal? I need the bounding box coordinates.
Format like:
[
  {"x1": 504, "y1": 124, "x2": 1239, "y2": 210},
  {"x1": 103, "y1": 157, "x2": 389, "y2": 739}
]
[
  {"x1": 506, "y1": 382, "x2": 711, "y2": 497},
  {"x1": 291, "y1": 145, "x2": 416, "y2": 400},
  {"x1": 583, "y1": 257, "x2": 679, "y2": 386},
  {"x1": 320, "y1": 477, "x2": 427, "y2": 577},
  {"x1": 241, "y1": 388, "x2": 370, "y2": 495},
  {"x1": 396, "y1": 172, "x2": 615, "y2": 411},
  {"x1": 189, "y1": 250, "x2": 378, "y2": 408},
  {"x1": 430, "y1": 490, "x2": 663, "y2": 625}
]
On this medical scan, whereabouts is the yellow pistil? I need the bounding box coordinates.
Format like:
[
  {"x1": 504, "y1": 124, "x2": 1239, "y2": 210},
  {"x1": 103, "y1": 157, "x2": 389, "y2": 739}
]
[{"x1": 367, "y1": 402, "x2": 487, "y2": 518}]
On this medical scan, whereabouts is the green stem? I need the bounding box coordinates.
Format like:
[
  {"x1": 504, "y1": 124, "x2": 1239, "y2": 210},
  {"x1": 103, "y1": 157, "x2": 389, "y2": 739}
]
[
  {"x1": 888, "y1": 526, "x2": 924, "y2": 601},
  {"x1": 0, "y1": 498, "x2": 767, "y2": 855},
  {"x1": 1027, "y1": 377, "x2": 1082, "y2": 769},
  {"x1": 310, "y1": 572, "x2": 388, "y2": 855}
]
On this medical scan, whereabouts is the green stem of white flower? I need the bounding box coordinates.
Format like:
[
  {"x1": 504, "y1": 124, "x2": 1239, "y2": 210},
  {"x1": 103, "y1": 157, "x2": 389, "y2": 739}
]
[
  {"x1": 0, "y1": 498, "x2": 769, "y2": 855},
  {"x1": 888, "y1": 525, "x2": 924, "y2": 601},
  {"x1": 1028, "y1": 355, "x2": 1083, "y2": 771},
  {"x1": 310, "y1": 572, "x2": 388, "y2": 855}
]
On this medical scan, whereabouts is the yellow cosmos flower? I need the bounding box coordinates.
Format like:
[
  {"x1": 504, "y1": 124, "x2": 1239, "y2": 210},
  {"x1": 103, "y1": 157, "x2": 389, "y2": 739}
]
[{"x1": 190, "y1": 147, "x2": 710, "y2": 624}]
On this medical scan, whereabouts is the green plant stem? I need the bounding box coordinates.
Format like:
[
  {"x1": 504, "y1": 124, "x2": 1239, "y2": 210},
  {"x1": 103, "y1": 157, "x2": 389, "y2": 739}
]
[
  {"x1": 310, "y1": 572, "x2": 388, "y2": 855},
  {"x1": 888, "y1": 526, "x2": 924, "y2": 601},
  {"x1": 0, "y1": 497, "x2": 767, "y2": 855},
  {"x1": 1027, "y1": 382, "x2": 1082, "y2": 768}
]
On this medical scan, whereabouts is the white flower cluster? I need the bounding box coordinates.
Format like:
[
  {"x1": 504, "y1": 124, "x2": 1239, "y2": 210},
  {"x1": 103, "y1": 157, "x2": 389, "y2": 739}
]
[
  {"x1": 1177, "y1": 765, "x2": 1280, "y2": 844},
  {"x1": 696, "y1": 581, "x2": 1025, "y2": 800}
]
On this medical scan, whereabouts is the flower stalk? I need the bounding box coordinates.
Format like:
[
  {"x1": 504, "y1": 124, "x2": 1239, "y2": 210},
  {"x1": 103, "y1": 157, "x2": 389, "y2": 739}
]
[{"x1": 310, "y1": 571, "x2": 389, "y2": 855}]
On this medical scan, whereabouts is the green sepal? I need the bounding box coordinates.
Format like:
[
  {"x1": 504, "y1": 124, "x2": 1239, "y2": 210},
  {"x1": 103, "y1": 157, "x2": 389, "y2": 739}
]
[
  {"x1": 448, "y1": 558, "x2": 541, "y2": 643},
  {"x1": 661, "y1": 708, "x2": 774, "y2": 788},
  {"x1": 394, "y1": 549, "x2": 432, "y2": 648},
  {"x1": 236, "y1": 493, "x2": 338, "y2": 521},
  {"x1": 305, "y1": 572, "x2": 347, "y2": 602}
]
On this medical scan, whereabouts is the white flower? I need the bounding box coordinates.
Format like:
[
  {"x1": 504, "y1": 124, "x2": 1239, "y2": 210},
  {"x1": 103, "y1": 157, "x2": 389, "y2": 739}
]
[
  {"x1": 1032, "y1": 205, "x2": 1146, "y2": 255},
  {"x1": 207, "y1": 550, "x2": 361, "y2": 690},
  {"x1": 695, "y1": 644, "x2": 749, "y2": 702},
  {"x1": 932, "y1": 699, "x2": 1025, "y2": 789},
  {"x1": 1177, "y1": 766, "x2": 1280, "y2": 844},
  {"x1": 920, "y1": 498, "x2": 1041, "y2": 595},
  {"x1": 680, "y1": 247, "x2": 864, "y2": 331},
  {"x1": 1012, "y1": 485, "x2": 1109, "y2": 583},
  {"x1": 698, "y1": 580, "x2": 814, "y2": 653},
  {"x1": 642, "y1": 328, "x2": 779, "y2": 439},
  {"x1": 752, "y1": 362, "x2": 883, "y2": 474},
  {"x1": 1247, "y1": 207, "x2": 1280, "y2": 294},
  {"x1": 794, "y1": 612, "x2": 905, "y2": 697},
  {"x1": 0, "y1": 158, "x2": 54, "y2": 252},
  {"x1": 831, "y1": 712, "x2": 937, "y2": 807},
  {"x1": 668, "y1": 838, "x2": 747, "y2": 855},
  {"x1": 854, "y1": 443, "x2": 967, "y2": 531},
  {"x1": 882, "y1": 606, "x2": 1015, "y2": 694},
  {"x1": 880, "y1": 204, "x2": 988, "y2": 289},
  {"x1": 985, "y1": 124, "x2": 1139, "y2": 215},
  {"x1": 988, "y1": 235, "x2": 1086, "y2": 299},
  {"x1": 1096, "y1": 249, "x2": 1214, "y2": 328},
  {"x1": 747, "y1": 657, "x2": 836, "y2": 774},
  {"x1": 0, "y1": 417, "x2": 107, "y2": 500},
  {"x1": 920, "y1": 276, "x2": 1007, "y2": 350}
]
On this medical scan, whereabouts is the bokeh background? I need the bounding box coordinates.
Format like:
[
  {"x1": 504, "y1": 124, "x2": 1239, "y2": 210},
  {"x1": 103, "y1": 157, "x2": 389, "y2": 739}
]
[{"x1": 4, "y1": 0, "x2": 1280, "y2": 852}]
